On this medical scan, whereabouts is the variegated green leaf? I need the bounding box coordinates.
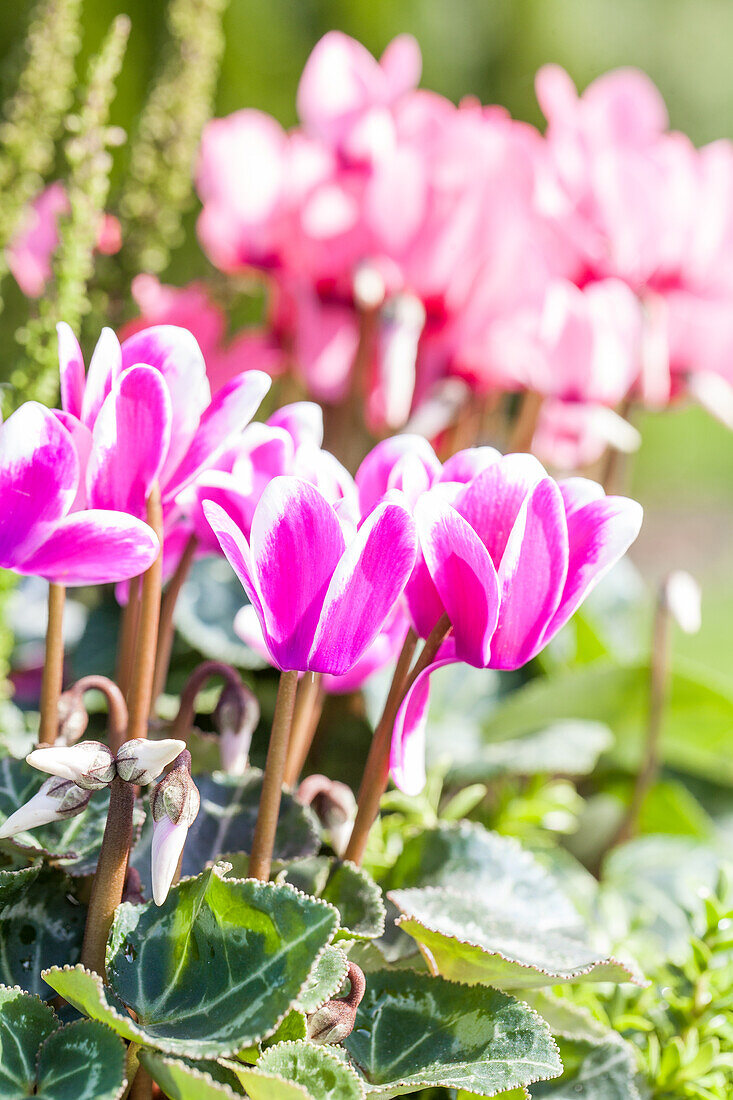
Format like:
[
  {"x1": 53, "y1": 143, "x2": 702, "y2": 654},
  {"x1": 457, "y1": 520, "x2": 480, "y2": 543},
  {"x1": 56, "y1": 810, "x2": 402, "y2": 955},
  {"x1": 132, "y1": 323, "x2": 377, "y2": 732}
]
[
  {"x1": 391, "y1": 888, "x2": 642, "y2": 990},
  {"x1": 258, "y1": 1040, "x2": 365, "y2": 1100},
  {"x1": 0, "y1": 986, "x2": 126, "y2": 1099},
  {"x1": 76, "y1": 865, "x2": 339, "y2": 1057},
  {"x1": 277, "y1": 857, "x2": 385, "y2": 941},
  {"x1": 139, "y1": 1053, "x2": 243, "y2": 1100},
  {"x1": 531, "y1": 1038, "x2": 641, "y2": 1098},
  {"x1": 295, "y1": 945, "x2": 348, "y2": 1014},
  {"x1": 41, "y1": 966, "x2": 146, "y2": 1045},
  {"x1": 0, "y1": 865, "x2": 86, "y2": 998},
  {"x1": 343, "y1": 970, "x2": 561, "y2": 1097}
]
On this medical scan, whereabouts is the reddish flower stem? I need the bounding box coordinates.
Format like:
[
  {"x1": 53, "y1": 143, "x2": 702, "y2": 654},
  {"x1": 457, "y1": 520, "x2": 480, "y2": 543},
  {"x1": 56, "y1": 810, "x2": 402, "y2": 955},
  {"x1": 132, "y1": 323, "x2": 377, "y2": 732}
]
[
  {"x1": 38, "y1": 582, "x2": 66, "y2": 745},
  {"x1": 116, "y1": 576, "x2": 141, "y2": 700},
  {"x1": 283, "y1": 672, "x2": 324, "y2": 788},
  {"x1": 248, "y1": 668, "x2": 299, "y2": 881},
  {"x1": 126, "y1": 486, "x2": 163, "y2": 742}
]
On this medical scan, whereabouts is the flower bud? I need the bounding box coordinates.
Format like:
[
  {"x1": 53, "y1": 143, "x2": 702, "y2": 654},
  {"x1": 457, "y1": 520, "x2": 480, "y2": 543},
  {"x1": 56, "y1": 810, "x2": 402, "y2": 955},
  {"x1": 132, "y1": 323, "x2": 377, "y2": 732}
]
[
  {"x1": 306, "y1": 962, "x2": 365, "y2": 1045},
  {"x1": 663, "y1": 570, "x2": 702, "y2": 635},
  {"x1": 0, "y1": 776, "x2": 90, "y2": 838},
  {"x1": 55, "y1": 690, "x2": 90, "y2": 746},
  {"x1": 150, "y1": 751, "x2": 200, "y2": 906},
  {"x1": 213, "y1": 681, "x2": 259, "y2": 776},
  {"x1": 151, "y1": 751, "x2": 200, "y2": 827},
  {"x1": 26, "y1": 741, "x2": 116, "y2": 790},
  {"x1": 297, "y1": 774, "x2": 357, "y2": 858},
  {"x1": 115, "y1": 738, "x2": 186, "y2": 785}
]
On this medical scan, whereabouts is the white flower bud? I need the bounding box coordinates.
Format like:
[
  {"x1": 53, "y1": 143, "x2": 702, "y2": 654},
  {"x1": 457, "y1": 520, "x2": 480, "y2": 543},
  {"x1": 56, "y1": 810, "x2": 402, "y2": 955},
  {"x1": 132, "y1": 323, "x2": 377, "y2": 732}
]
[
  {"x1": 297, "y1": 774, "x2": 356, "y2": 858},
  {"x1": 151, "y1": 815, "x2": 190, "y2": 906},
  {"x1": 26, "y1": 741, "x2": 116, "y2": 791},
  {"x1": 0, "y1": 777, "x2": 90, "y2": 838},
  {"x1": 115, "y1": 738, "x2": 186, "y2": 785},
  {"x1": 214, "y1": 682, "x2": 259, "y2": 776}
]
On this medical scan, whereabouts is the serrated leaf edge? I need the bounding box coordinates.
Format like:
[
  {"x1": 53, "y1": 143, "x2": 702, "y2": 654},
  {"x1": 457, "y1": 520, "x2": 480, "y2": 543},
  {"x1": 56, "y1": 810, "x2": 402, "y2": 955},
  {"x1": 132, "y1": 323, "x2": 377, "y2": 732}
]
[
  {"x1": 295, "y1": 944, "x2": 349, "y2": 1014},
  {"x1": 140, "y1": 1051, "x2": 242, "y2": 1100},
  {"x1": 390, "y1": 887, "x2": 644, "y2": 986},
  {"x1": 259, "y1": 1039, "x2": 367, "y2": 1098},
  {"x1": 38, "y1": 1017, "x2": 129, "y2": 1100}
]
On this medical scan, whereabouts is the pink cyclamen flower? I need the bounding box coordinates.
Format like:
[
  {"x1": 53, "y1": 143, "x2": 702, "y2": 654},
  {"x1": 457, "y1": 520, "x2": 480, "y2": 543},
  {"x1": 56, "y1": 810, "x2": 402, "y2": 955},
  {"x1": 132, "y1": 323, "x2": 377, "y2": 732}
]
[
  {"x1": 56, "y1": 322, "x2": 271, "y2": 521},
  {"x1": 7, "y1": 183, "x2": 121, "y2": 298},
  {"x1": 0, "y1": 402, "x2": 159, "y2": 584},
  {"x1": 203, "y1": 476, "x2": 417, "y2": 676},
  {"x1": 391, "y1": 453, "x2": 642, "y2": 793},
  {"x1": 119, "y1": 275, "x2": 286, "y2": 395}
]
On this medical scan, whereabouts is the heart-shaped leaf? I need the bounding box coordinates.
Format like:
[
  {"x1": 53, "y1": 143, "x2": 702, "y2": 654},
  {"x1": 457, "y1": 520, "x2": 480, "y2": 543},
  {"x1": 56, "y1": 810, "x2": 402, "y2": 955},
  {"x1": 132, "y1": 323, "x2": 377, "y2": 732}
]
[
  {"x1": 531, "y1": 1038, "x2": 641, "y2": 1098},
  {"x1": 0, "y1": 865, "x2": 86, "y2": 998},
  {"x1": 131, "y1": 771, "x2": 320, "y2": 892},
  {"x1": 46, "y1": 866, "x2": 339, "y2": 1057},
  {"x1": 258, "y1": 1041, "x2": 365, "y2": 1100},
  {"x1": 521, "y1": 991, "x2": 612, "y2": 1045},
  {"x1": 384, "y1": 823, "x2": 583, "y2": 935},
  {"x1": 461, "y1": 720, "x2": 613, "y2": 781},
  {"x1": 0, "y1": 985, "x2": 126, "y2": 1099},
  {"x1": 295, "y1": 945, "x2": 348, "y2": 1013},
  {"x1": 342, "y1": 970, "x2": 561, "y2": 1097},
  {"x1": 391, "y1": 888, "x2": 642, "y2": 990},
  {"x1": 277, "y1": 858, "x2": 385, "y2": 941}
]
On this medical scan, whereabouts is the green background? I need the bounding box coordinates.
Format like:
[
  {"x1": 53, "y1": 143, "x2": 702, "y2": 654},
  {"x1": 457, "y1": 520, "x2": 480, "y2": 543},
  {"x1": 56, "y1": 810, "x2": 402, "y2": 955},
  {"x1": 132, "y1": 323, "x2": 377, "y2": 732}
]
[{"x1": 1, "y1": 0, "x2": 732, "y2": 674}]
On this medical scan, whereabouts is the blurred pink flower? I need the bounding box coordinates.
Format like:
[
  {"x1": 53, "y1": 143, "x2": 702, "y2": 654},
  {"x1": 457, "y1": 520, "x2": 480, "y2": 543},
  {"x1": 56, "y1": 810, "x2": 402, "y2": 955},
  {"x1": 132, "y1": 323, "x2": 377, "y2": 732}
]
[{"x1": 7, "y1": 183, "x2": 121, "y2": 298}]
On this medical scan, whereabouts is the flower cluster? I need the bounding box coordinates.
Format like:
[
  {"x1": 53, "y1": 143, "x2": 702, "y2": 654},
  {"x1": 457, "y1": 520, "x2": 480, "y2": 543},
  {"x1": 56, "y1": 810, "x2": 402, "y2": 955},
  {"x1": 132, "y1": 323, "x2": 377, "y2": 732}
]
[{"x1": 182, "y1": 33, "x2": 733, "y2": 466}]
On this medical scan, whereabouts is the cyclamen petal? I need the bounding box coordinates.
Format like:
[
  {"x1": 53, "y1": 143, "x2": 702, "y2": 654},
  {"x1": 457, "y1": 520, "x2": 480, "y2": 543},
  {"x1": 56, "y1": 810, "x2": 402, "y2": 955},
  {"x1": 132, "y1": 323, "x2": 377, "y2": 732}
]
[
  {"x1": 80, "y1": 327, "x2": 122, "y2": 430},
  {"x1": 250, "y1": 477, "x2": 346, "y2": 670},
  {"x1": 0, "y1": 403, "x2": 79, "y2": 565},
  {"x1": 57, "y1": 322, "x2": 85, "y2": 419},
  {"x1": 151, "y1": 815, "x2": 190, "y2": 906},
  {"x1": 543, "y1": 491, "x2": 643, "y2": 644},
  {"x1": 87, "y1": 365, "x2": 172, "y2": 517},
  {"x1": 20, "y1": 510, "x2": 160, "y2": 585},
  {"x1": 309, "y1": 499, "x2": 417, "y2": 676},
  {"x1": 454, "y1": 453, "x2": 547, "y2": 568},
  {"x1": 202, "y1": 501, "x2": 267, "y2": 626},
  {"x1": 491, "y1": 478, "x2": 569, "y2": 669},
  {"x1": 415, "y1": 493, "x2": 499, "y2": 668},
  {"x1": 390, "y1": 646, "x2": 457, "y2": 796},
  {"x1": 163, "y1": 369, "x2": 271, "y2": 500}
]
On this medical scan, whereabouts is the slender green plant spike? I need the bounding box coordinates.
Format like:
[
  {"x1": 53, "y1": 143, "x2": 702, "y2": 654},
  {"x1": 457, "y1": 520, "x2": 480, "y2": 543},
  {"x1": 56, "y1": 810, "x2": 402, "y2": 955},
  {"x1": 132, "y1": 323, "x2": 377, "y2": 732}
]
[
  {"x1": 0, "y1": 0, "x2": 82, "y2": 256},
  {"x1": 119, "y1": 0, "x2": 228, "y2": 275},
  {"x1": 14, "y1": 14, "x2": 130, "y2": 408}
]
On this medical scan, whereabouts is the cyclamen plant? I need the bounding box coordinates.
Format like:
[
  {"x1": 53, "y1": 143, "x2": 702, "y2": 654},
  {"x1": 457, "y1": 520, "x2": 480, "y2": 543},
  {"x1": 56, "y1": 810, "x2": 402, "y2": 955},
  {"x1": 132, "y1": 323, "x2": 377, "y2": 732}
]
[{"x1": 0, "y1": 15, "x2": 731, "y2": 1100}]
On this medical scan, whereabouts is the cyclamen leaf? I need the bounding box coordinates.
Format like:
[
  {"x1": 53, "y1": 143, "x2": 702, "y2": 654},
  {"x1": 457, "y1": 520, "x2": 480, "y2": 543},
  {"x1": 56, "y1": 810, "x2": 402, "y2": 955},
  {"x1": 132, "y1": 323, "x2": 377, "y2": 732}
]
[
  {"x1": 176, "y1": 556, "x2": 267, "y2": 668},
  {"x1": 342, "y1": 969, "x2": 561, "y2": 1097},
  {"x1": 461, "y1": 720, "x2": 613, "y2": 781},
  {"x1": 258, "y1": 1041, "x2": 366, "y2": 1100},
  {"x1": 139, "y1": 1053, "x2": 243, "y2": 1100},
  {"x1": 0, "y1": 865, "x2": 86, "y2": 998},
  {"x1": 391, "y1": 888, "x2": 642, "y2": 990},
  {"x1": 0, "y1": 986, "x2": 126, "y2": 1099},
  {"x1": 521, "y1": 991, "x2": 611, "y2": 1045},
  {"x1": 385, "y1": 822, "x2": 583, "y2": 935},
  {"x1": 262, "y1": 1008, "x2": 308, "y2": 1046},
  {"x1": 295, "y1": 945, "x2": 348, "y2": 1013},
  {"x1": 277, "y1": 857, "x2": 386, "y2": 941},
  {"x1": 104, "y1": 866, "x2": 338, "y2": 1057},
  {"x1": 0, "y1": 984, "x2": 58, "y2": 1095},
  {"x1": 531, "y1": 1038, "x2": 641, "y2": 1099}
]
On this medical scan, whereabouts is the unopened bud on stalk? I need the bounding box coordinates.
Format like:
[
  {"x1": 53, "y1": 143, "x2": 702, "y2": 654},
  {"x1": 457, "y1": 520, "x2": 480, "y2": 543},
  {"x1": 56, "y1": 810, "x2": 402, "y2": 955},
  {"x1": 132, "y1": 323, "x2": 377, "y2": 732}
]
[
  {"x1": 213, "y1": 681, "x2": 259, "y2": 775},
  {"x1": 306, "y1": 962, "x2": 365, "y2": 1044},
  {"x1": 115, "y1": 738, "x2": 186, "y2": 785},
  {"x1": 150, "y1": 751, "x2": 200, "y2": 906},
  {"x1": 26, "y1": 741, "x2": 116, "y2": 790},
  {"x1": 297, "y1": 774, "x2": 357, "y2": 858},
  {"x1": 55, "y1": 690, "x2": 90, "y2": 746},
  {"x1": 0, "y1": 776, "x2": 90, "y2": 838}
]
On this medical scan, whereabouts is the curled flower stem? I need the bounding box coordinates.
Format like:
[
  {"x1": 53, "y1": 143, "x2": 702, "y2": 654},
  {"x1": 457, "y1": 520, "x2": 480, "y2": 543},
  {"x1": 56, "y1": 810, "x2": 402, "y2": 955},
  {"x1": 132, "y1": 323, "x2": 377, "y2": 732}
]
[
  {"x1": 283, "y1": 672, "x2": 324, "y2": 788},
  {"x1": 152, "y1": 532, "x2": 198, "y2": 705},
  {"x1": 126, "y1": 485, "x2": 163, "y2": 742},
  {"x1": 248, "y1": 668, "x2": 299, "y2": 881},
  {"x1": 508, "y1": 389, "x2": 543, "y2": 453},
  {"x1": 610, "y1": 587, "x2": 672, "y2": 850},
  {"x1": 80, "y1": 775, "x2": 136, "y2": 976},
  {"x1": 116, "y1": 576, "x2": 141, "y2": 700},
  {"x1": 169, "y1": 659, "x2": 247, "y2": 741},
  {"x1": 70, "y1": 675, "x2": 128, "y2": 754},
  {"x1": 39, "y1": 582, "x2": 66, "y2": 745},
  {"x1": 344, "y1": 628, "x2": 419, "y2": 866}
]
